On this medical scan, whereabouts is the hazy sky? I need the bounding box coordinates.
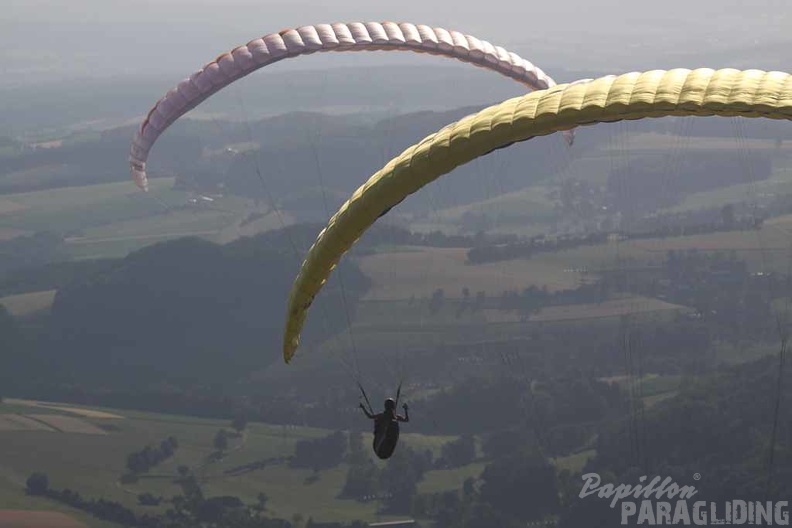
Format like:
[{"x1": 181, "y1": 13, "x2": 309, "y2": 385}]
[{"x1": 4, "y1": 0, "x2": 792, "y2": 85}]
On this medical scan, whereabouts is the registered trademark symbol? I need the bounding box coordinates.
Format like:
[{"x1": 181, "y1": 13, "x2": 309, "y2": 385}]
[{"x1": 693, "y1": 473, "x2": 701, "y2": 480}]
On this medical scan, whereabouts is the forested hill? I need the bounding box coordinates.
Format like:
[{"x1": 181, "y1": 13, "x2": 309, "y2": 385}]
[
  {"x1": 560, "y1": 355, "x2": 792, "y2": 527},
  {"x1": 6, "y1": 225, "x2": 369, "y2": 391},
  {"x1": 594, "y1": 355, "x2": 792, "y2": 491}
]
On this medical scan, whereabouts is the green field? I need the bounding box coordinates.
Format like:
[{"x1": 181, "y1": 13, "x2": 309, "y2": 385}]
[
  {"x1": 0, "y1": 400, "x2": 472, "y2": 526},
  {"x1": 0, "y1": 290, "x2": 56, "y2": 317},
  {"x1": 350, "y1": 296, "x2": 685, "y2": 335},
  {"x1": 0, "y1": 179, "x2": 184, "y2": 235},
  {"x1": 0, "y1": 179, "x2": 178, "y2": 212},
  {"x1": 313, "y1": 307, "x2": 683, "y2": 366},
  {"x1": 597, "y1": 374, "x2": 683, "y2": 410},
  {"x1": 408, "y1": 184, "x2": 558, "y2": 236},
  {"x1": 0, "y1": 178, "x2": 288, "y2": 259},
  {"x1": 2, "y1": 398, "x2": 609, "y2": 526},
  {"x1": 357, "y1": 246, "x2": 593, "y2": 301},
  {"x1": 552, "y1": 450, "x2": 596, "y2": 474},
  {"x1": 416, "y1": 462, "x2": 487, "y2": 494},
  {"x1": 358, "y1": 212, "x2": 792, "y2": 307}
]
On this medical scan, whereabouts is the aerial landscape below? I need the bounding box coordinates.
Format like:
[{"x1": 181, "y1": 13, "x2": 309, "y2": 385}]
[{"x1": 1, "y1": 1, "x2": 792, "y2": 527}]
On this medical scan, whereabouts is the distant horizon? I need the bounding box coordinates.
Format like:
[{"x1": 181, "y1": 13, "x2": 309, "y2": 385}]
[
  {"x1": 4, "y1": 55, "x2": 792, "y2": 138},
  {"x1": 6, "y1": 0, "x2": 792, "y2": 84}
]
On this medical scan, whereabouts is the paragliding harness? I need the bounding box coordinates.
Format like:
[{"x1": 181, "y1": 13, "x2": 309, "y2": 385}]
[{"x1": 360, "y1": 382, "x2": 403, "y2": 460}]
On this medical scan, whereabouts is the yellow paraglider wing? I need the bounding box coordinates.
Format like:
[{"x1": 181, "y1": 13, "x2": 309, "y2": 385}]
[{"x1": 283, "y1": 68, "x2": 792, "y2": 362}]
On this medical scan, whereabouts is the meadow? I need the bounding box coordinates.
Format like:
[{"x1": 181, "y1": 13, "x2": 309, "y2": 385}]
[
  {"x1": 0, "y1": 400, "x2": 475, "y2": 526},
  {"x1": 8, "y1": 394, "x2": 721, "y2": 526},
  {"x1": 0, "y1": 510, "x2": 93, "y2": 528},
  {"x1": 0, "y1": 290, "x2": 56, "y2": 317},
  {"x1": 0, "y1": 177, "x2": 282, "y2": 260}
]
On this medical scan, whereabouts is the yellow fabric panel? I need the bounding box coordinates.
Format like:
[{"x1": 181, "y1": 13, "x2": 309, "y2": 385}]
[{"x1": 283, "y1": 68, "x2": 792, "y2": 362}]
